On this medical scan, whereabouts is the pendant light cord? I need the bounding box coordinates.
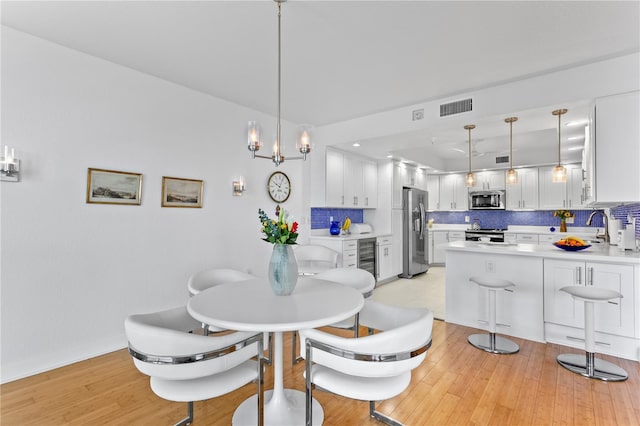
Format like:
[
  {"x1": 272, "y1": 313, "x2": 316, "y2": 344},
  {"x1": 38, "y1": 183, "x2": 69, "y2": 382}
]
[{"x1": 276, "y1": 1, "x2": 282, "y2": 160}]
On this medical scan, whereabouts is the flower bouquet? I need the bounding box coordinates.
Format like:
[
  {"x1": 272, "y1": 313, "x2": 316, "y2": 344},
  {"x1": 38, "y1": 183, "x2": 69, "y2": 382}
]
[
  {"x1": 553, "y1": 209, "x2": 573, "y2": 232},
  {"x1": 258, "y1": 207, "x2": 299, "y2": 295}
]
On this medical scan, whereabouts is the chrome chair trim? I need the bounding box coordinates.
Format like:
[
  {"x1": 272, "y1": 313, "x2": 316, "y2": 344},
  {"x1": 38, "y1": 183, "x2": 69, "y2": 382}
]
[
  {"x1": 304, "y1": 337, "x2": 432, "y2": 425},
  {"x1": 128, "y1": 332, "x2": 264, "y2": 365}
]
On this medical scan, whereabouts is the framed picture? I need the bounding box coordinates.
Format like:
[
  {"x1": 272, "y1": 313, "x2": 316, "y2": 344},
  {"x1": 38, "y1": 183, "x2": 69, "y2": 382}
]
[
  {"x1": 86, "y1": 168, "x2": 142, "y2": 205},
  {"x1": 161, "y1": 176, "x2": 203, "y2": 208}
]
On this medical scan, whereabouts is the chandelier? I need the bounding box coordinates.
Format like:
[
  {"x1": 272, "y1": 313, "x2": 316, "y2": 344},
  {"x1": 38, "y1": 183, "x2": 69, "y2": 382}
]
[{"x1": 247, "y1": 0, "x2": 311, "y2": 167}]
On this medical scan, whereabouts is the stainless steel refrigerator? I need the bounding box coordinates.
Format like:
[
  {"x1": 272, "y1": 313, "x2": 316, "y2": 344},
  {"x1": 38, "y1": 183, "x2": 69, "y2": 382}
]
[{"x1": 399, "y1": 187, "x2": 429, "y2": 278}]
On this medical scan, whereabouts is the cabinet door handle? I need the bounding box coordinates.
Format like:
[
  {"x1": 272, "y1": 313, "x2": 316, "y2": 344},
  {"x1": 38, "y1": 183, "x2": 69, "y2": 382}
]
[
  {"x1": 522, "y1": 200, "x2": 525, "y2": 208},
  {"x1": 588, "y1": 267, "x2": 594, "y2": 286},
  {"x1": 341, "y1": 196, "x2": 344, "y2": 205},
  {"x1": 576, "y1": 267, "x2": 582, "y2": 285},
  {"x1": 504, "y1": 288, "x2": 514, "y2": 293},
  {"x1": 365, "y1": 197, "x2": 368, "y2": 206}
]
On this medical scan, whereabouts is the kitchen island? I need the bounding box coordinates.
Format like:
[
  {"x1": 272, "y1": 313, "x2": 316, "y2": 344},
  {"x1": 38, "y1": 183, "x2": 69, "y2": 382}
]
[{"x1": 445, "y1": 241, "x2": 640, "y2": 361}]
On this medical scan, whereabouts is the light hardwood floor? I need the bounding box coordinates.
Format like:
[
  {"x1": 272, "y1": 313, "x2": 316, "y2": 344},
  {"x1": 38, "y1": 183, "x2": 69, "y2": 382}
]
[{"x1": 2, "y1": 321, "x2": 639, "y2": 425}]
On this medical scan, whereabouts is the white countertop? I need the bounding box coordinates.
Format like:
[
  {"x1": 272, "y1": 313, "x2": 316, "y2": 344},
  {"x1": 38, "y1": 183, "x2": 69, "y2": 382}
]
[
  {"x1": 505, "y1": 225, "x2": 601, "y2": 236},
  {"x1": 309, "y1": 231, "x2": 389, "y2": 240},
  {"x1": 445, "y1": 240, "x2": 640, "y2": 264}
]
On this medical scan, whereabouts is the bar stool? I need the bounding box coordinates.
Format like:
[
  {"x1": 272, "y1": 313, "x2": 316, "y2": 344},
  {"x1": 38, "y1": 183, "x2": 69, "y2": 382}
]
[
  {"x1": 468, "y1": 276, "x2": 519, "y2": 354},
  {"x1": 556, "y1": 286, "x2": 628, "y2": 381}
]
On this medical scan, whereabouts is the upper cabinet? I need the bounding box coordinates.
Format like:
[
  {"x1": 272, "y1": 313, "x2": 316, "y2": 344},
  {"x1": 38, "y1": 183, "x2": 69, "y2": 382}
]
[
  {"x1": 468, "y1": 170, "x2": 505, "y2": 191},
  {"x1": 584, "y1": 91, "x2": 640, "y2": 206},
  {"x1": 426, "y1": 175, "x2": 440, "y2": 211},
  {"x1": 439, "y1": 173, "x2": 468, "y2": 211},
  {"x1": 539, "y1": 164, "x2": 584, "y2": 210},
  {"x1": 506, "y1": 167, "x2": 539, "y2": 210},
  {"x1": 325, "y1": 148, "x2": 378, "y2": 208}
]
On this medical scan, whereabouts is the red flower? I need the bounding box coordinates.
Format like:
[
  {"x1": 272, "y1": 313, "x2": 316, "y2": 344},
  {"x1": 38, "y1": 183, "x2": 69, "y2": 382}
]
[{"x1": 291, "y1": 222, "x2": 298, "y2": 233}]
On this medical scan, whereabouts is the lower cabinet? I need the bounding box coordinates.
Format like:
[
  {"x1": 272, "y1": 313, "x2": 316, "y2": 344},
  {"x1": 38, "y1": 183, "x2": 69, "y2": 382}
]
[
  {"x1": 543, "y1": 259, "x2": 635, "y2": 337},
  {"x1": 445, "y1": 251, "x2": 545, "y2": 342},
  {"x1": 430, "y1": 231, "x2": 449, "y2": 264},
  {"x1": 376, "y1": 236, "x2": 393, "y2": 282},
  {"x1": 308, "y1": 238, "x2": 358, "y2": 269}
]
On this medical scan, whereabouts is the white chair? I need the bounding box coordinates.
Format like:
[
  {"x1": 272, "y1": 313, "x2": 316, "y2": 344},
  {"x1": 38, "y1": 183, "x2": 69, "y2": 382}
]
[
  {"x1": 299, "y1": 301, "x2": 433, "y2": 426},
  {"x1": 187, "y1": 268, "x2": 256, "y2": 297},
  {"x1": 468, "y1": 276, "x2": 519, "y2": 354},
  {"x1": 291, "y1": 268, "x2": 376, "y2": 365},
  {"x1": 293, "y1": 245, "x2": 339, "y2": 276},
  {"x1": 125, "y1": 306, "x2": 264, "y2": 426},
  {"x1": 556, "y1": 286, "x2": 627, "y2": 381}
]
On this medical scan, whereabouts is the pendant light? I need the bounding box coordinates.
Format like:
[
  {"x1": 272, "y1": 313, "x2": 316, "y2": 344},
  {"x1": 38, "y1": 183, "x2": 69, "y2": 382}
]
[
  {"x1": 551, "y1": 108, "x2": 568, "y2": 182},
  {"x1": 464, "y1": 124, "x2": 476, "y2": 187},
  {"x1": 505, "y1": 117, "x2": 518, "y2": 185},
  {"x1": 247, "y1": 0, "x2": 312, "y2": 167}
]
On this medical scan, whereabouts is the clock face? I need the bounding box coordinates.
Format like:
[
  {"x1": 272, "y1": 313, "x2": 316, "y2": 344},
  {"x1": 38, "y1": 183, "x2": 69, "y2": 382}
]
[{"x1": 267, "y1": 171, "x2": 291, "y2": 203}]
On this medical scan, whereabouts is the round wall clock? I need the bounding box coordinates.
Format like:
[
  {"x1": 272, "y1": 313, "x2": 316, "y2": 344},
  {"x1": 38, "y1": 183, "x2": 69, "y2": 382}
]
[{"x1": 267, "y1": 171, "x2": 291, "y2": 203}]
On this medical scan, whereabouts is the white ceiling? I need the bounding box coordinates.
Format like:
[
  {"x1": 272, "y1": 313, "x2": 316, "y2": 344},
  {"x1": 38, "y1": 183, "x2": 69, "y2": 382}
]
[{"x1": 2, "y1": 1, "x2": 639, "y2": 170}]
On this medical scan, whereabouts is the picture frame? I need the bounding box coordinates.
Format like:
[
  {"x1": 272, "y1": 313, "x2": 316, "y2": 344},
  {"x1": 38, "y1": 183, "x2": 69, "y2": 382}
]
[
  {"x1": 161, "y1": 176, "x2": 204, "y2": 208},
  {"x1": 86, "y1": 168, "x2": 142, "y2": 205}
]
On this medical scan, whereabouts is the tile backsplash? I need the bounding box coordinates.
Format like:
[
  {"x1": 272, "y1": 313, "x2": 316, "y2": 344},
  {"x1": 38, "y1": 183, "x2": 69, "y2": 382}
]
[
  {"x1": 428, "y1": 203, "x2": 640, "y2": 238},
  {"x1": 311, "y1": 208, "x2": 364, "y2": 229}
]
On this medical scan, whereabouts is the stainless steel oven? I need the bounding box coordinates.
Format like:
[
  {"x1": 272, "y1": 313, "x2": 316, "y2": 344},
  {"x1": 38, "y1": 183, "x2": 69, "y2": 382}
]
[{"x1": 465, "y1": 229, "x2": 506, "y2": 242}]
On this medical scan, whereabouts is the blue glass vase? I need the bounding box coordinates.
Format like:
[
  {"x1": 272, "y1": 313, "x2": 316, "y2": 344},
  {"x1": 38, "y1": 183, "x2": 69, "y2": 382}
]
[
  {"x1": 330, "y1": 221, "x2": 341, "y2": 235},
  {"x1": 268, "y1": 244, "x2": 298, "y2": 296}
]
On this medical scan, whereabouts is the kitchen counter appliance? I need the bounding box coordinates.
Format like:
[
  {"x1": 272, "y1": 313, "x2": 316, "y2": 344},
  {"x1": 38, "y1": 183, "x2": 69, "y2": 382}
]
[
  {"x1": 399, "y1": 187, "x2": 428, "y2": 278},
  {"x1": 357, "y1": 237, "x2": 377, "y2": 278},
  {"x1": 469, "y1": 190, "x2": 505, "y2": 210},
  {"x1": 465, "y1": 228, "x2": 506, "y2": 243}
]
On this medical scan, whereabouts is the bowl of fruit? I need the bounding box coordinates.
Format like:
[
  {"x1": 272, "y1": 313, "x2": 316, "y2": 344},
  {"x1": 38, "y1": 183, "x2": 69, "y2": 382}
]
[{"x1": 553, "y1": 236, "x2": 592, "y2": 251}]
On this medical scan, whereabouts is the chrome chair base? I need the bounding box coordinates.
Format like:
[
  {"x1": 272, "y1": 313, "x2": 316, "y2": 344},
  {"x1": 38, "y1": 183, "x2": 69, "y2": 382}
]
[
  {"x1": 557, "y1": 352, "x2": 628, "y2": 382},
  {"x1": 370, "y1": 400, "x2": 403, "y2": 426},
  {"x1": 468, "y1": 333, "x2": 519, "y2": 354},
  {"x1": 175, "y1": 401, "x2": 193, "y2": 426}
]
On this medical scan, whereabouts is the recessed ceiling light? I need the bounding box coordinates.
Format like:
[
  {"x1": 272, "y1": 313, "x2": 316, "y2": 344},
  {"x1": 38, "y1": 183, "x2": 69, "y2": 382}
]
[
  {"x1": 352, "y1": 142, "x2": 360, "y2": 147},
  {"x1": 567, "y1": 136, "x2": 584, "y2": 141},
  {"x1": 386, "y1": 155, "x2": 393, "y2": 158},
  {"x1": 566, "y1": 120, "x2": 588, "y2": 127}
]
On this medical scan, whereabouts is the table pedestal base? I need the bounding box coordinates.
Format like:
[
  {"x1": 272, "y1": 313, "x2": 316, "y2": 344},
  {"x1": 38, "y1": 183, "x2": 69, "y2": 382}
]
[{"x1": 232, "y1": 389, "x2": 323, "y2": 426}]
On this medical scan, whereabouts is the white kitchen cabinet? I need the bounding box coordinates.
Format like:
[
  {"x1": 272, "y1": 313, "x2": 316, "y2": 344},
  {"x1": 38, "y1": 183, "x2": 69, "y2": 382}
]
[
  {"x1": 585, "y1": 91, "x2": 640, "y2": 206},
  {"x1": 538, "y1": 164, "x2": 583, "y2": 209},
  {"x1": 308, "y1": 237, "x2": 358, "y2": 269},
  {"x1": 430, "y1": 231, "x2": 448, "y2": 264},
  {"x1": 543, "y1": 259, "x2": 635, "y2": 337},
  {"x1": 469, "y1": 170, "x2": 505, "y2": 191},
  {"x1": 446, "y1": 251, "x2": 545, "y2": 342},
  {"x1": 392, "y1": 162, "x2": 415, "y2": 209},
  {"x1": 426, "y1": 175, "x2": 439, "y2": 211},
  {"x1": 376, "y1": 236, "x2": 393, "y2": 282},
  {"x1": 325, "y1": 149, "x2": 378, "y2": 208},
  {"x1": 391, "y1": 209, "x2": 403, "y2": 275},
  {"x1": 361, "y1": 160, "x2": 378, "y2": 208},
  {"x1": 325, "y1": 149, "x2": 345, "y2": 206},
  {"x1": 515, "y1": 233, "x2": 539, "y2": 244},
  {"x1": 505, "y1": 167, "x2": 539, "y2": 210},
  {"x1": 439, "y1": 173, "x2": 468, "y2": 210}
]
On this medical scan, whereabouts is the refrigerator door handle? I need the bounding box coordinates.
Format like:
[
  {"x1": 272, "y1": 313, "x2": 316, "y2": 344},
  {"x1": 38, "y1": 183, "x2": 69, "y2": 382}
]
[{"x1": 419, "y1": 202, "x2": 425, "y2": 240}]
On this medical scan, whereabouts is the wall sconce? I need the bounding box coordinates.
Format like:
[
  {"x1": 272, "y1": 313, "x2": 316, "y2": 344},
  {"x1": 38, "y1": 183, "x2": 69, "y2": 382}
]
[
  {"x1": 232, "y1": 176, "x2": 245, "y2": 196},
  {"x1": 1, "y1": 145, "x2": 20, "y2": 182}
]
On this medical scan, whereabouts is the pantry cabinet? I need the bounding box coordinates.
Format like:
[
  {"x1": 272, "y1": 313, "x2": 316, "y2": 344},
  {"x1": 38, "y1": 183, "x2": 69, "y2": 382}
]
[{"x1": 543, "y1": 259, "x2": 635, "y2": 337}]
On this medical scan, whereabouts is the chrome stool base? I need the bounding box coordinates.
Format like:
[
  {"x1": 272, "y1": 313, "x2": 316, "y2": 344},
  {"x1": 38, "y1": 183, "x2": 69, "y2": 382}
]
[
  {"x1": 557, "y1": 353, "x2": 628, "y2": 382},
  {"x1": 468, "y1": 332, "x2": 519, "y2": 354}
]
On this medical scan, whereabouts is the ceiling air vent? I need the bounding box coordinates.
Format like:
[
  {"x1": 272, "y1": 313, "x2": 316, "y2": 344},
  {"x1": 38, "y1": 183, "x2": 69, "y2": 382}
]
[
  {"x1": 496, "y1": 156, "x2": 509, "y2": 164},
  {"x1": 439, "y1": 98, "x2": 473, "y2": 117}
]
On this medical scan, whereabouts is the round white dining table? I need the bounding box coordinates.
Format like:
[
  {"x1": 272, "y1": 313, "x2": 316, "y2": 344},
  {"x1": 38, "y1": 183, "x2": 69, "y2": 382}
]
[{"x1": 187, "y1": 276, "x2": 365, "y2": 426}]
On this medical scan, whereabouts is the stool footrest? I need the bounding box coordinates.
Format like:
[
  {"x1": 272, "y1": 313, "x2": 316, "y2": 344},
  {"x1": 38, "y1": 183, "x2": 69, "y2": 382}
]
[
  {"x1": 557, "y1": 353, "x2": 627, "y2": 382},
  {"x1": 468, "y1": 333, "x2": 519, "y2": 354}
]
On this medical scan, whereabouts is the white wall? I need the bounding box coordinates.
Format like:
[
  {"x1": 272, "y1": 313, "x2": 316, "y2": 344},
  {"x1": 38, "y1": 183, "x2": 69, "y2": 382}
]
[{"x1": 0, "y1": 27, "x2": 308, "y2": 382}]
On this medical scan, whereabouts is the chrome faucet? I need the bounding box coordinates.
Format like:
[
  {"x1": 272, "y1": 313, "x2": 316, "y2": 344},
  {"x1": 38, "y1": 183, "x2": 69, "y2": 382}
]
[{"x1": 586, "y1": 210, "x2": 610, "y2": 243}]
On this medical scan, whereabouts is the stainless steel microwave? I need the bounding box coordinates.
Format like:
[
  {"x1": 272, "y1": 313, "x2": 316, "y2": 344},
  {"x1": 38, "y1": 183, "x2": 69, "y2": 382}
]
[{"x1": 469, "y1": 190, "x2": 505, "y2": 210}]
